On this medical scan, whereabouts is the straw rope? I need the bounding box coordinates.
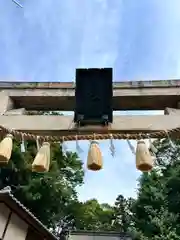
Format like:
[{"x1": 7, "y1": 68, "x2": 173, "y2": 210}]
[{"x1": 0, "y1": 124, "x2": 180, "y2": 142}]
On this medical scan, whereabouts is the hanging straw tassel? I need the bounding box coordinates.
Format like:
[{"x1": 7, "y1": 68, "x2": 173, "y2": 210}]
[
  {"x1": 87, "y1": 140, "x2": 103, "y2": 171},
  {"x1": 32, "y1": 142, "x2": 50, "y2": 173},
  {"x1": 0, "y1": 134, "x2": 13, "y2": 165},
  {"x1": 136, "y1": 140, "x2": 154, "y2": 172}
]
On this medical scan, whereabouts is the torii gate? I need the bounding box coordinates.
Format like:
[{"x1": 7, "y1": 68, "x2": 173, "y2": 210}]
[{"x1": 0, "y1": 79, "x2": 179, "y2": 173}]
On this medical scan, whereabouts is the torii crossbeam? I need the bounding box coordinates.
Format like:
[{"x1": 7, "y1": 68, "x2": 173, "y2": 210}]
[{"x1": 0, "y1": 80, "x2": 180, "y2": 138}]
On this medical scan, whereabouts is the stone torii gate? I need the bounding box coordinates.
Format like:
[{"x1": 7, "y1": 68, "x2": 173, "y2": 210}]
[{"x1": 0, "y1": 79, "x2": 179, "y2": 138}]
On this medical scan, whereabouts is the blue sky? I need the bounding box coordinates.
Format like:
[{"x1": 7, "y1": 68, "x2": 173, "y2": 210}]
[{"x1": 1, "y1": 0, "x2": 180, "y2": 204}]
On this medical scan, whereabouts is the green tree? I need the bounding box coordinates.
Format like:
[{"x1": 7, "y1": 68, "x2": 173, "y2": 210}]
[
  {"x1": 129, "y1": 138, "x2": 180, "y2": 239},
  {"x1": 65, "y1": 199, "x2": 114, "y2": 231},
  {"x1": 112, "y1": 194, "x2": 134, "y2": 233},
  {"x1": 0, "y1": 139, "x2": 84, "y2": 229}
]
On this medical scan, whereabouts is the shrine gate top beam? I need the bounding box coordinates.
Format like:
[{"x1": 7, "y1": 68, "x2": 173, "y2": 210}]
[{"x1": 0, "y1": 80, "x2": 180, "y2": 111}]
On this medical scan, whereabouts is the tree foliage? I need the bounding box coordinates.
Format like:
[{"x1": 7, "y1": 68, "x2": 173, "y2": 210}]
[
  {"x1": 129, "y1": 139, "x2": 180, "y2": 239},
  {"x1": 0, "y1": 139, "x2": 84, "y2": 228}
]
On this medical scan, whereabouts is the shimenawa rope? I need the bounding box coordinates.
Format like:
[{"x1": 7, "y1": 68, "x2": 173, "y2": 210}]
[{"x1": 0, "y1": 124, "x2": 180, "y2": 142}]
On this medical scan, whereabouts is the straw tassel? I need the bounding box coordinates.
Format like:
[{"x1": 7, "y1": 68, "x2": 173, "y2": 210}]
[
  {"x1": 87, "y1": 140, "x2": 103, "y2": 171},
  {"x1": 0, "y1": 134, "x2": 13, "y2": 165},
  {"x1": 136, "y1": 140, "x2": 154, "y2": 172},
  {"x1": 32, "y1": 142, "x2": 50, "y2": 173}
]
